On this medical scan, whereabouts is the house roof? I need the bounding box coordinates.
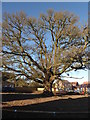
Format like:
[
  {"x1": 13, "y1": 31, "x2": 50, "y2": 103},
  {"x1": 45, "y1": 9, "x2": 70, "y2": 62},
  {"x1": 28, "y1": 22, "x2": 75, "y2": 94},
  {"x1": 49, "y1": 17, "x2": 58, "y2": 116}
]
[
  {"x1": 70, "y1": 82, "x2": 78, "y2": 84},
  {"x1": 82, "y1": 81, "x2": 90, "y2": 84},
  {"x1": 62, "y1": 80, "x2": 71, "y2": 84},
  {"x1": 70, "y1": 82, "x2": 79, "y2": 86}
]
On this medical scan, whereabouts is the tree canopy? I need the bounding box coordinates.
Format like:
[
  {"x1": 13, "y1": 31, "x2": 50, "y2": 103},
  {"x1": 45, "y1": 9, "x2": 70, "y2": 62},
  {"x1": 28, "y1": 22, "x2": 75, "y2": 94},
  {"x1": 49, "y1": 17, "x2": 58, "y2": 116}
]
[{"x1": 2, "y1": 9, "x2": 89, "y2": 93}]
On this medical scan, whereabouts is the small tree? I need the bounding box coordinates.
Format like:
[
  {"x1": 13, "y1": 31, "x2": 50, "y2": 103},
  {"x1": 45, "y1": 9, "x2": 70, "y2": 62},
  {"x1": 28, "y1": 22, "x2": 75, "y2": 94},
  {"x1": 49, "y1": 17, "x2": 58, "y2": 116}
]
[{"x1": 2, "y1": 10, "x2": 89, "y2": 94}]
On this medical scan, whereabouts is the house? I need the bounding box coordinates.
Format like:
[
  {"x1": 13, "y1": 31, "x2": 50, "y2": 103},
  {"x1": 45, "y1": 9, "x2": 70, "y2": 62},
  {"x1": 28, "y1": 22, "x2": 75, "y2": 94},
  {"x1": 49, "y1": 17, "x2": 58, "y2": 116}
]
[
  {"x1": 69, "y1": 81, "x2": 82, "y2": 94},
  {"x1": 70, "y1": 82, "x2": 79, "y2": 90},
  {"x1": 70, "y1": 82, "x2": 79, "y2": 87},
  {"x1": 62, "y1": 80, "x2": 73, "y2": 92},
  {"x1": 80, "y1": 81, "x2": 90, "y2": 94},
  {"x1": 53, "y1": 80, "x2": 73, "y2": 94}
]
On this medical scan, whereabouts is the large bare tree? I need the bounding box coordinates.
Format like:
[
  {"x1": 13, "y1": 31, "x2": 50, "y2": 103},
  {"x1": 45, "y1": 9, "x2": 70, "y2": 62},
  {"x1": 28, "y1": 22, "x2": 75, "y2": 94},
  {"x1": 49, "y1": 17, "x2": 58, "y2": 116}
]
[{"x1": 2, "y1": 10, "x2": 89, "y2": 94}]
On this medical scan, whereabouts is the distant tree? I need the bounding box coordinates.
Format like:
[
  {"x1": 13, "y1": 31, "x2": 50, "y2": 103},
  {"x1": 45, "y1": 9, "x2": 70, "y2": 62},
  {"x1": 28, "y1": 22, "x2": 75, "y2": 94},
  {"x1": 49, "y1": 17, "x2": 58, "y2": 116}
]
[
  {"x1": 15, "y1": 78, "x2": 28, "y2": 87},
  {"x1": 27, "y1": 81, "x2": 44, "y2": 88},
  {"x1": 2, "y1": 10, "x2": 89, "y2": 94},
  {"x1": 2, "y1": 72, "x2": 16, "y2": 81}
]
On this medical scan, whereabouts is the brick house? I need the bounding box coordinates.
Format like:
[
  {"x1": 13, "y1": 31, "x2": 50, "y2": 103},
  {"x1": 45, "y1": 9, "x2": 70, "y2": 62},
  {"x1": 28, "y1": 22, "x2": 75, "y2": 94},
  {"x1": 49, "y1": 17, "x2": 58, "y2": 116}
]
[
  {"x1": 70, "y1": 82, "x2": 79, "y2": 91},
  {"x1": 80, "y1": 81, "x2": 90, "y2": 94}
]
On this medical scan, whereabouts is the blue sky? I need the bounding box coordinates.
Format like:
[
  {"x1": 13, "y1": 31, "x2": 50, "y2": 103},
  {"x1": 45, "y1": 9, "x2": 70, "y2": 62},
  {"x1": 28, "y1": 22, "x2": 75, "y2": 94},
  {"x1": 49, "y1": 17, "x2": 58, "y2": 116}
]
[
  {"x1": 2, "y1": 2, "x2": 89, "y2": 84},
  {"x1": 2, "y1": 2, "x2": 88, "y2": 24}
]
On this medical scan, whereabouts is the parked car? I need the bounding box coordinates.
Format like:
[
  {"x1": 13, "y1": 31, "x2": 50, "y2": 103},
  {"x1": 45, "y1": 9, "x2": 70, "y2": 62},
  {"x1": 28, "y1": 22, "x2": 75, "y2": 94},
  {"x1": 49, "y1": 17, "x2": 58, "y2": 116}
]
[{"x1": 55, "y1": 89, "x2": 67, "y2": 95}]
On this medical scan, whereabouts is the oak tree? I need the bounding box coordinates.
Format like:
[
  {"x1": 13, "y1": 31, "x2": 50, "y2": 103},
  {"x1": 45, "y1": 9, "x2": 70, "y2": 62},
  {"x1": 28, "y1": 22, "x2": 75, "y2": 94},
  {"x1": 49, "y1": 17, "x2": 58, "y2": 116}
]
[{"x1": 2, "y1": 10, "x2": 89, "y2": 94}]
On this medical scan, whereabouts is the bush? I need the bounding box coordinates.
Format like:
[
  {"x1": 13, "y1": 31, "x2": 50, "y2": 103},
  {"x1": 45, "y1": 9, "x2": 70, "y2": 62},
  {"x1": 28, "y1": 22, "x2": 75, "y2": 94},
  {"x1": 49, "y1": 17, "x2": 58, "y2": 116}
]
[{"x1": 15, "y1": 86, "x2": 37, "y2": 93}]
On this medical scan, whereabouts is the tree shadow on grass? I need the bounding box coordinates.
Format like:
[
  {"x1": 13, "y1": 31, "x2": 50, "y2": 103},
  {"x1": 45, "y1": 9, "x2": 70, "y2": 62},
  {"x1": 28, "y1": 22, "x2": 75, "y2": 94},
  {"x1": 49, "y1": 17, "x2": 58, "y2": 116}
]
[
  {"x1": 2, "y1": 92, "x2": 53, "y2": 102},
  {"x1": 3, "y1": 96, "x2": 89, "y2": 112},
  {"x1": 2, "y1": 96, "x2": 90, "y2": 118}
]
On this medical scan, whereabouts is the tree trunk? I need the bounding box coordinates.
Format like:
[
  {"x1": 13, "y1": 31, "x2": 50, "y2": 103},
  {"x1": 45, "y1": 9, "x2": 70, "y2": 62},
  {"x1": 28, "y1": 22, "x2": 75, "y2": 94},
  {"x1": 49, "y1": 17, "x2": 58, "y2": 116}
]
[{"x1": 43, "y1": 79, "x2": 55, "y2": 96}]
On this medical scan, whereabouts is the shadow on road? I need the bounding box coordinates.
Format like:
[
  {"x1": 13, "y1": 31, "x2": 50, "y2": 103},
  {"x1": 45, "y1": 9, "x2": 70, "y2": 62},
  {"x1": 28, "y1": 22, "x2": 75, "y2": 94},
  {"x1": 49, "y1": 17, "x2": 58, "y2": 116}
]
[{"x1": 2, "y1": 96, "x2": 90, "y2": 118}]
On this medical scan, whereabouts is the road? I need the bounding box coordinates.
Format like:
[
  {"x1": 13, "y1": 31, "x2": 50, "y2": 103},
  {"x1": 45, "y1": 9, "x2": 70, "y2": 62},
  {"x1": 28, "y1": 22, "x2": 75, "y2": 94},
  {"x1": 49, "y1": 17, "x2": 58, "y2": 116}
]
[{"x1": 1, "y1": 93, "x2": 90, "y2": 118}]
